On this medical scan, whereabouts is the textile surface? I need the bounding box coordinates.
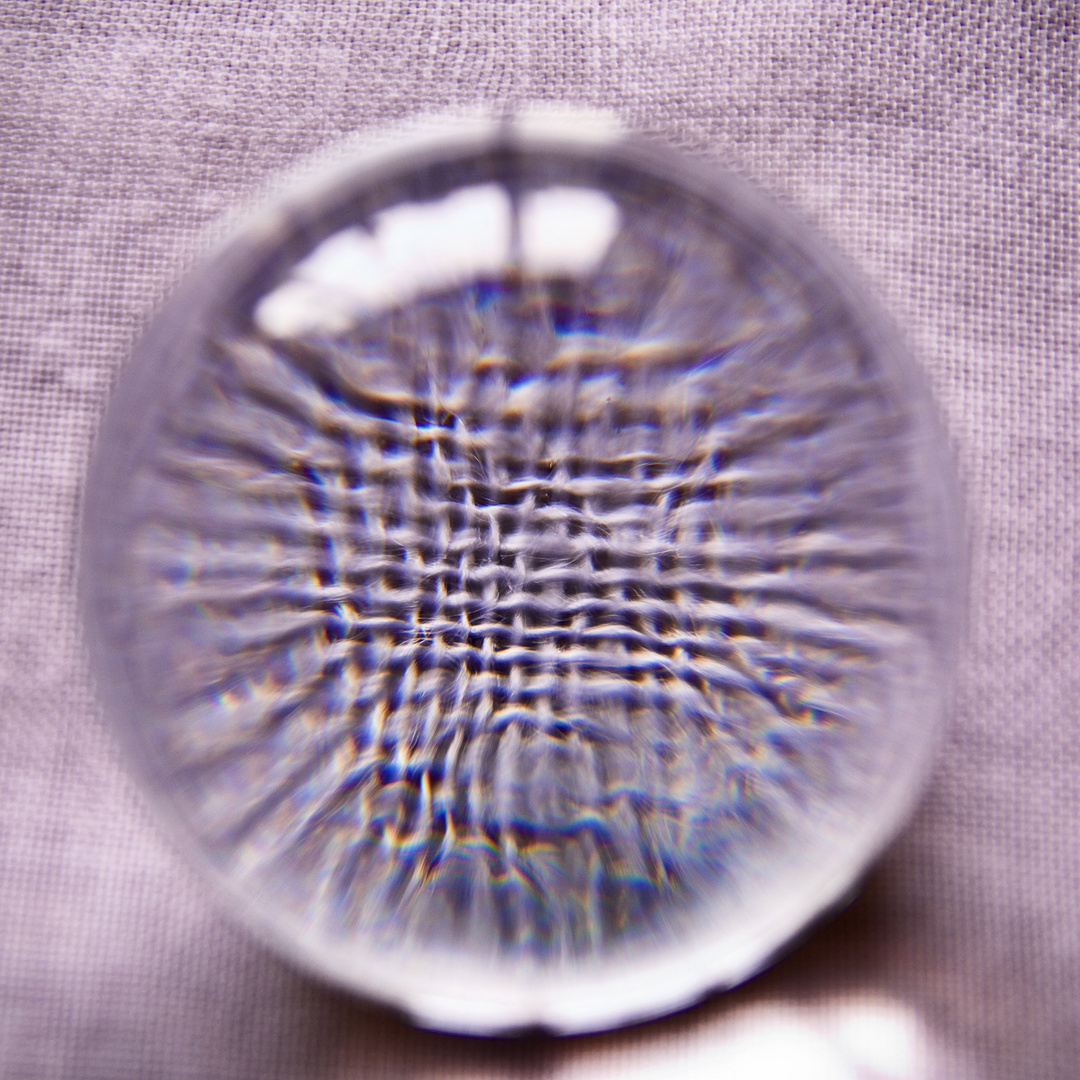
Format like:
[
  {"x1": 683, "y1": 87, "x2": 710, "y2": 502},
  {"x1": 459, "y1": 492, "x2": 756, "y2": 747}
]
[{"x1": 0, "y1": 2, "x2": 1076, "y2": 1078}]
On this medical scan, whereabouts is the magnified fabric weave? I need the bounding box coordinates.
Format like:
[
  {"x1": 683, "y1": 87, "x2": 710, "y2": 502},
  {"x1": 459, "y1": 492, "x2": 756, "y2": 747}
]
[{"x1": 86, "y1": 139, "x2": 956, "y2": 1026}]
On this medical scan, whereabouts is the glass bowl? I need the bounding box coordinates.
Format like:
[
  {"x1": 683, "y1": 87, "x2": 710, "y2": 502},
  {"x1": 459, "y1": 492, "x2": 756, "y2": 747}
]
[{"x1": 81, "y1": 115, "x2": 963, "y2": 1035}]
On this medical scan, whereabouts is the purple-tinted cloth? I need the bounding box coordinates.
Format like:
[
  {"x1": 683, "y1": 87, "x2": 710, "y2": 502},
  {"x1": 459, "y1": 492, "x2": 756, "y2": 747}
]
[{"x1": 1, "y1": 2, "x2": 1077, "y2": 1078}]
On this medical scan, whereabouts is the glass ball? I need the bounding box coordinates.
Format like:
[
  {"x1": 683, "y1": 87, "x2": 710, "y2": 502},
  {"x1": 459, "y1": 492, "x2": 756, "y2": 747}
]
[{"x1": 82, "y1": 117, "x2": 963, "y2": 1034}]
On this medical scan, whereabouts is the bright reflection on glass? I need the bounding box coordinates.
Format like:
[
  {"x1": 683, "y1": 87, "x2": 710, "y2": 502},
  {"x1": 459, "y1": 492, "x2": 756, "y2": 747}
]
[
  {"x1": 254, "y1": 183, "x2": 623, "y2": 338},
  {"x1": 520, "y1": 186, "x2": 622, "y2": 276},
  {"x1": 255, "y1": 183, "x2": 513, "y2": 335}
]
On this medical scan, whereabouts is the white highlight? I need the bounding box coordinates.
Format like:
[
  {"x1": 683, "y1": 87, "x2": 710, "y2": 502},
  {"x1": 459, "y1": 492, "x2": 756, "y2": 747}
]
[
  {"x1": 520, "y1": 186, "x2": 621, "y2": 277},
  {"x1": 553, "y1": 998, "x2": 935, "y2": 1080},
  {"x1": 255, "y1": 184, "x2": 512, "y2": 337},
  {"x1": 671, "y1": 1019, "x2": 854, "y2": 1080},
  {"x1": 254, "y1": 183, "x2": 622, "y2": 338},
  {"x1": 514, "y1": 103, "x2": 627, "y2": 146},
  {"x1": 834, "y1": 1001, "x2": 924, "y2": 1079}
]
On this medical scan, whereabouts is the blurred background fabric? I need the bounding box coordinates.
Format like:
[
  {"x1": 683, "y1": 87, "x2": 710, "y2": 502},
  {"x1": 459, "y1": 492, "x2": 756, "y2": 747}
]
[{"x1": 0, "y1": 2, "x2": 1076, "y2": 1078}]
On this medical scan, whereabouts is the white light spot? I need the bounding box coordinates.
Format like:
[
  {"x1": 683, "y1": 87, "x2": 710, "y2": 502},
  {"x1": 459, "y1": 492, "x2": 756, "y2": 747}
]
[
  {"x1": 372, "y1": 182, "x2": 511, "y2": 296},
  {"x1": 834, "y1": 1001, "x2": 923, "y2": 1079},
  {"x1": 520, "y1": 187, "x2": 621, "y2": 277},
  {"x1": 514, "y1": 103, "x2": 626, "y2": 145},
  {"x1": 254, "y1": 184, "x2": 512, "y2": 337},
  {"x1": 715, "y1": 1019, "x2": 856, "y2": 1080},
  {"x1": 552, "y1": 999, "x2": 937, "y2": 1080}
]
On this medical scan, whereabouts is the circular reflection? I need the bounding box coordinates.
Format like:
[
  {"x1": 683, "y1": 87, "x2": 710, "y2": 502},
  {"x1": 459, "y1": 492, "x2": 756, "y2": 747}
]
[{"x1": 82, "y1": 119, "x2": 962, "y2": 1033}]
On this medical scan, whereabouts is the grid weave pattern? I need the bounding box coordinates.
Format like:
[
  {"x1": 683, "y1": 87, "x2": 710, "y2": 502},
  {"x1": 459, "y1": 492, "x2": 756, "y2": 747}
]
[
  {"x1": 121, "y1": 209, "x2": 929, "y2": 962},
  {"x1": 3, "y1": 0, "x2": 1078, "y2": 1077}
]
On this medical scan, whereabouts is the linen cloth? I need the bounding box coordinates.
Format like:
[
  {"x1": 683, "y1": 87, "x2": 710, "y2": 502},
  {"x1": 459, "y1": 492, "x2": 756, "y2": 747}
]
[{"x1": 1, "y1": 2, "x2": 1077, "y2": 1078}]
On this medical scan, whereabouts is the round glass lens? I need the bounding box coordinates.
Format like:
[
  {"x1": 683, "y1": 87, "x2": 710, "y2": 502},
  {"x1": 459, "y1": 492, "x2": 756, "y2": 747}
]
[{"x1": 82, "y1": 121, "x2": 962, "y2": 1034}]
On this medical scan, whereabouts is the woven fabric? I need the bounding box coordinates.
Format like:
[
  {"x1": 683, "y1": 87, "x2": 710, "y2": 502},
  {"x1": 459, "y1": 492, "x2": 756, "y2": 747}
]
[{"x1": 1, "y1": 2, "x2": 1077, "y2": 1078}]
